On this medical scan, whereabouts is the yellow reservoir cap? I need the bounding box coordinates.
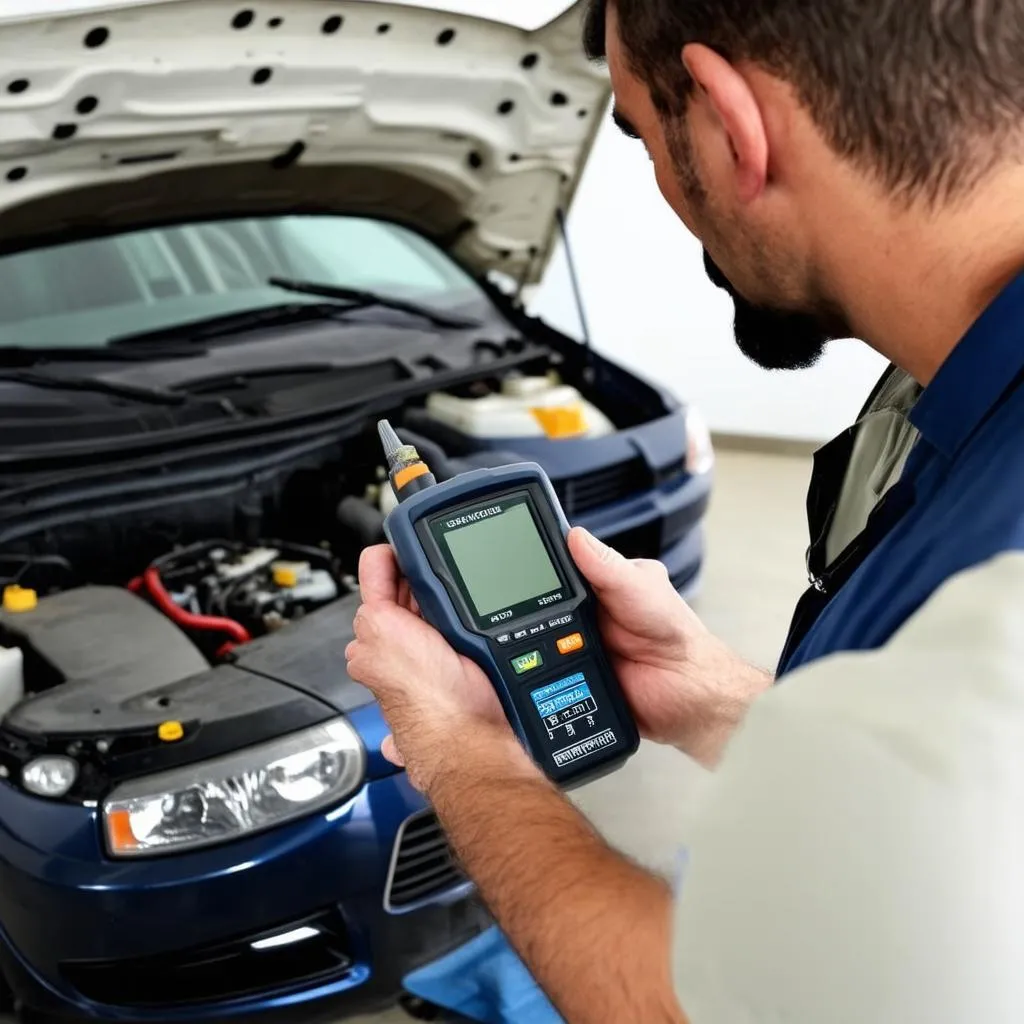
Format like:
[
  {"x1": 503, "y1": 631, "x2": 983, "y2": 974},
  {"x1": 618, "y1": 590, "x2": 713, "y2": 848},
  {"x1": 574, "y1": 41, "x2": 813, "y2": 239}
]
[
  {"x1": 530, "y1": 404, "x2": 587, "y2": 439},
  {"x1": 158, "y1": 721, "x2": 185, "y2": 743},
  {"x1": 271, "y1": 561, "x2": 309, "y2": 588},
  {"x1": 272, "y1": 565, "x2": 299, "y2": 588},
  {"x1": 3, "y1": 585, "x2": 37, "y2": 613}
]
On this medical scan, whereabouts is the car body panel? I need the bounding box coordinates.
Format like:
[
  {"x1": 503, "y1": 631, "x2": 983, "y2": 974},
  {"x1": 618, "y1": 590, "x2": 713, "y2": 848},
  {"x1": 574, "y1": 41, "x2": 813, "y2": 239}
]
[
  {"x1": 0, "y1": 768, "x2": 486, "y2": 1021},
  {"x1": 0, "y1": 0, "x2": 607, "y2": 286}
]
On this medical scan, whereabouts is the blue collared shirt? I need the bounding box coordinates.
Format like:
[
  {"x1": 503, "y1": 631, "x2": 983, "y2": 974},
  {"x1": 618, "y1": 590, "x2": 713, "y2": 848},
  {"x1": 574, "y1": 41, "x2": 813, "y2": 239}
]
[{"x1": 784, "y1": 272, "x2": 1024, "y2": 673}]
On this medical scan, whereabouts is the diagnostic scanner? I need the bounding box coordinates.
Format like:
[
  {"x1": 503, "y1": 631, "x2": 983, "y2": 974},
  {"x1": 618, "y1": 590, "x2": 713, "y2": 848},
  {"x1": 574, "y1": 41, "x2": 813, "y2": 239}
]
[{"x1": 378, "y1": 420, "x2": 639, "y2": 786}]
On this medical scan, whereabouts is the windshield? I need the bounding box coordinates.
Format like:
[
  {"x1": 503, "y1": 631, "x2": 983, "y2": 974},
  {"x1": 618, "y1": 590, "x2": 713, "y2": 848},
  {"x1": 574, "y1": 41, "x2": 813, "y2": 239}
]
[{"x1": 0, "y1": 216, "x2": 486, "y2": 349}]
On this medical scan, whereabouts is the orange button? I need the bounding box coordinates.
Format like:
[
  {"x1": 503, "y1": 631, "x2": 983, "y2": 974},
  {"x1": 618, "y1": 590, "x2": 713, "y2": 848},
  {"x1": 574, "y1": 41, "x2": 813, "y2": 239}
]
[{"x1": 556, "y1": 632, "x2": 585, "y2": 655}]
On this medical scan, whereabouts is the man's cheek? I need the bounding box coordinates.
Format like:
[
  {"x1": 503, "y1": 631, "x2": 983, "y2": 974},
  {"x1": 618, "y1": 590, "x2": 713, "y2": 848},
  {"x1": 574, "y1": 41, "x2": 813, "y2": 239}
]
[{"x1": 652, "y1": 158, "x2": 699, "y2": 234}]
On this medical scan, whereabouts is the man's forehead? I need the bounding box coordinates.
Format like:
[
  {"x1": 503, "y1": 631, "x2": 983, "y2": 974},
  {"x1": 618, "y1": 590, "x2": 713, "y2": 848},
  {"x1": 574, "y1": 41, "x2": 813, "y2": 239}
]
[
  {"x1": 603, "y1": 4, "x2": 647, "y2": 135},
  {"x1": 603, "y1": 0, "x2": 624, "y2": 68}
]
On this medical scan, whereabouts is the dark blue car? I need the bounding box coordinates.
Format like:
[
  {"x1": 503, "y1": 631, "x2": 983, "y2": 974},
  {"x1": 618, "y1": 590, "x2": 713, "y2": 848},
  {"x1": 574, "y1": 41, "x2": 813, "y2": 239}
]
[{"x1": 0, "y1": 1, "x2": 713, "y2": 1019}]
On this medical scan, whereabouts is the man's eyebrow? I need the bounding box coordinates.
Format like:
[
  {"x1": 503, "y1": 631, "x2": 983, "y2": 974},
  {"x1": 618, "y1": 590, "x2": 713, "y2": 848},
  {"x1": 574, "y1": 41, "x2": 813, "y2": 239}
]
[{"x1": 612, "y1": 108, "x2": 641, "y2": 140}]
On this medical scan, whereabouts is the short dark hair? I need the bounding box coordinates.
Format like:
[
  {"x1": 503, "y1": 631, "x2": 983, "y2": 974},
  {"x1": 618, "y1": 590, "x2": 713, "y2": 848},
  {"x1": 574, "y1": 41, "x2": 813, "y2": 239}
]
[{"x1": 584, "y1": 0, "x2": 1024, "y2": 204}]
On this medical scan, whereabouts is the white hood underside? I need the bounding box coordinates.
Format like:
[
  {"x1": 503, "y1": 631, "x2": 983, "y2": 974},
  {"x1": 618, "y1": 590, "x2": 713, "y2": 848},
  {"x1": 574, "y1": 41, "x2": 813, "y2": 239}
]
[{"x1": 0, "y1": 0, "x2": 608, "y2": 284}]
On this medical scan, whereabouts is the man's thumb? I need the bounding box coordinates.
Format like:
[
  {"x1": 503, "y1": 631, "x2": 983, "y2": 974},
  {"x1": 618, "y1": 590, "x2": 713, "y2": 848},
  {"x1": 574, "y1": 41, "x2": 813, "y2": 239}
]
[{"x1": 567, "y1": 527, "x2": 628, "y2": 592}]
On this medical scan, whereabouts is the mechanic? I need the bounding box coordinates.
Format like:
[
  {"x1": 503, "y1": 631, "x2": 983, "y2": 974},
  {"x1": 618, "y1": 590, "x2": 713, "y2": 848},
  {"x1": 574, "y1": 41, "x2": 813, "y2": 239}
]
[{"x1": 346, "y1": 0, "x2": 1024, "y2": 1021}]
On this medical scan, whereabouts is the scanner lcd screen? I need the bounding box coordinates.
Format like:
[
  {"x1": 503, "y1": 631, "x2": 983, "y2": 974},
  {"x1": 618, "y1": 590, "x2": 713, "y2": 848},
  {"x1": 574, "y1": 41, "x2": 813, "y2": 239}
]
[{"x1": 441, "y1": 499, "x2": 562, "y2": 620}]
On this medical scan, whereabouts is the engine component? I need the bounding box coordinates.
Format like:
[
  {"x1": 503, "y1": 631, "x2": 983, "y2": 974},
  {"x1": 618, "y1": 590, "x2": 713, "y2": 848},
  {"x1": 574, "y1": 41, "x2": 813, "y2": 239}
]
[
  {"x1": 336, "y1": 496, "x2": 387, "y2": 548},
  {"x1": 0, "y1": 585, "x2": 208, "y2": 699},
  {"x1": 423, "y1": 372, "x2": 615, "y2": 441},
  {"x1": 137, "y1": 568, "x2": 252, "y2": 658},
  {"x1": 0, "y1": 586, "x2": 373, "y2": 804},
  {"x1": 144, "y1": 540, "x2": 346, "y2": 645},
  {"x1": 0, "y1": 642, "x2": 24, "y2": 718}
]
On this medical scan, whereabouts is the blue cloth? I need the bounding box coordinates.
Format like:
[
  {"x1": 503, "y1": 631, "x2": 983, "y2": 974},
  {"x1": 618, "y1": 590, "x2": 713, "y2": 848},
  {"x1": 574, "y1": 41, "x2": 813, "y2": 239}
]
[
  {"x1": 784, "y1": 271, "x2": 1024, "y2": 673},
  {"x1": 403, "y1": 926, "x2": 563, "y2": 1023}
]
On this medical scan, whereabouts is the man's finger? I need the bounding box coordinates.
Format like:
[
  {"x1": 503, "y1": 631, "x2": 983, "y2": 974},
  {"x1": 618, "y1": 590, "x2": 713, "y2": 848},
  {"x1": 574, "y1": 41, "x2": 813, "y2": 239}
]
[
  {"x1": 381, "y1": 734, "x2": 406, "y2": 767},
  {"x1": 359, "y1": 545, "x2": 401, "y2": 605},
  {"x1": 397, "y1": 578, "x2": 419, "y2": 615},
  {"x1": 567, "y1": 527, "x2": 628, "y2": 592}
]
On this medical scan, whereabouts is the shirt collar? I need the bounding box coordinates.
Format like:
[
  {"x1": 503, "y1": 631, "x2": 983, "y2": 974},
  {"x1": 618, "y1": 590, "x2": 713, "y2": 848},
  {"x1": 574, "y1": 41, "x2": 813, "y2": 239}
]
[{"x1": 910, "y1": 271, "x2": 1024, "y2": 459}]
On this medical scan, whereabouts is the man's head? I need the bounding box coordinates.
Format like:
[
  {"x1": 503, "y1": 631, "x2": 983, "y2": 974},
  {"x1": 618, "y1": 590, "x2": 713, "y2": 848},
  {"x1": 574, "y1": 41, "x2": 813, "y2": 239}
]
[{"x1": 585, "y1": 0, "x2": 1024, "y2": 370}]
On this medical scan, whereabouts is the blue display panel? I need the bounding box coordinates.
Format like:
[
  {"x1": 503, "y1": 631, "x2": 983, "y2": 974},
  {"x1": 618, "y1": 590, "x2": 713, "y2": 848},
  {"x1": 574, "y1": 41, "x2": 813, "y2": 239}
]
[{"x1": 530, "y1": 672, "x2": 616, "y2": 767}]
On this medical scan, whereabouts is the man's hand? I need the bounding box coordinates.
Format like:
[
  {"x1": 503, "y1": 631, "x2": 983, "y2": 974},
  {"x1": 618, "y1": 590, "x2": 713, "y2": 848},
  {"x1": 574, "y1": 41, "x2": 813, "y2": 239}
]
[
  {"x1": 568, "y1": 527, "x2": 771, "y2": 766},
  {"x1": 345, "y1": 545, "x2": 535, "y2": 792},
  {"x1": 347, "y1": 541, "x2": 687, "y2": 1024}
]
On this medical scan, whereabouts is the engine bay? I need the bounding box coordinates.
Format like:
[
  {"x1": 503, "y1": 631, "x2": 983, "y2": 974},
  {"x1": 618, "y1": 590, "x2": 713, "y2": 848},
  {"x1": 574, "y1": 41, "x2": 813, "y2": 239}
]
[{"x1": 0, "y1": 359, "x2": 675, "y2": 803}]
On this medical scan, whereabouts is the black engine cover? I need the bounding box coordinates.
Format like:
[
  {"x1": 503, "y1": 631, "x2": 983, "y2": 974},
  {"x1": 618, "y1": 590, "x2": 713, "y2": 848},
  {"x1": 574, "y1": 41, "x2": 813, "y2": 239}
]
[{"x1": 0, "y1": 586, "x2": 374, "y2": 790}]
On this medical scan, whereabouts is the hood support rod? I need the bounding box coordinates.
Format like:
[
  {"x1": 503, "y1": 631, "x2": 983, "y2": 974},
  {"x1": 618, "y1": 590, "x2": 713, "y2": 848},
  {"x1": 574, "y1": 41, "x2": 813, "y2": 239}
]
[{"x1": 556, "y1": 208, "x2": 593, "y2": 351}]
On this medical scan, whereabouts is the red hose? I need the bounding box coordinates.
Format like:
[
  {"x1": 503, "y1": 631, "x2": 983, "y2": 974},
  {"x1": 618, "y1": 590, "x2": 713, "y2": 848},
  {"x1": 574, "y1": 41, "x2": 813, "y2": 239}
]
[{"x1": 141, "y1": 567, "x2": 252, "y2": 646}]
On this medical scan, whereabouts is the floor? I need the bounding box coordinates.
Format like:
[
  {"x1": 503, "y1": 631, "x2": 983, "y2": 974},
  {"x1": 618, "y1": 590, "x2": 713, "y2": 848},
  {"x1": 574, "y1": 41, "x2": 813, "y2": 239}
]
[{"x1": 6, "y1": 450, "x2": 814, "y2": 1024}]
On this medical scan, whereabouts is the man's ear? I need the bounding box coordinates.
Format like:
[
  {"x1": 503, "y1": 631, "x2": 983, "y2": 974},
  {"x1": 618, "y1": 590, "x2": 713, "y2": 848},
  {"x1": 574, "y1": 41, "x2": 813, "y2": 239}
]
[{"x1": 682, "y1": 43, "x2": 768, "y2": 205}]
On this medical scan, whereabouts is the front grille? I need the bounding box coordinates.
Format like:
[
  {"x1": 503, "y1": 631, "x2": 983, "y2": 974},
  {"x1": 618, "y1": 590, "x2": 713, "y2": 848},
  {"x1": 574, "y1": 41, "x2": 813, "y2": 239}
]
[
  {"x1": 385, "y1": 811, "x2": 466, "y2": 910},
  {"x1": 656, "y1": 457, "x2": 687, "y2": 486},
  {"x1": 671, "y1": 562, "x2": 702, "y2": 593},
  {"x1": 61, "y1": 908, "x2": 352, "y2": 1008},
  {"x1": 603, "y1": 521, "x2": 662, "y2": 561},
  {"x1": 554, "y1": 457, "x2": 651, "y2": 517},
  {"x1": 662, "y1": 504, "x2": 697, "y2": 549}
]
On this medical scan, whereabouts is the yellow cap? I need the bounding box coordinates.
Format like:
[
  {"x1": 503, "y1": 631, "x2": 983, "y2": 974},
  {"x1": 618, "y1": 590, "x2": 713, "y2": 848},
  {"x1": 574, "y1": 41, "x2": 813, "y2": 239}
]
[
  {"x1": 158, "y1": 720, "x2": 184, "y2": 743},
  {"x1": 531, "y1": 404, "x2": 587, "y2": 439},
  {"x1": 272, "y1": 565, "x2": 299, "y2": 588},
  {"x1": 3, "y1": 585, "x2": 37, "y2": 613}
]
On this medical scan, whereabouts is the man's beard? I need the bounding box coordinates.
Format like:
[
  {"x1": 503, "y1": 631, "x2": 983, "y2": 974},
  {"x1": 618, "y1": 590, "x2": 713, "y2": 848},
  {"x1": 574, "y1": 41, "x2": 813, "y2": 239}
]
[
  {"x1": 702, "y1": 250, "x2": 832, "y2": 371},
  {"x1": 666, "y1": 120, "x2": 835, "y2": 371}
]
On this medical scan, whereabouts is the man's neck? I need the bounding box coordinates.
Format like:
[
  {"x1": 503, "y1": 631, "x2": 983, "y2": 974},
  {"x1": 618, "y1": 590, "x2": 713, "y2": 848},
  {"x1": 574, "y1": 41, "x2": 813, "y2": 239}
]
[{"x1": 819, "y1": 164, "x2": 1024, "y2": 385}]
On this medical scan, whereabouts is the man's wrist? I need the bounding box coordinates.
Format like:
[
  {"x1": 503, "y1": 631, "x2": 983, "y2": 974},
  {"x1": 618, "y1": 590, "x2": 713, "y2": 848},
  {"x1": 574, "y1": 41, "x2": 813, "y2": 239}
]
[
  {"x1": 678, "y1": 652, "x2": 773, "y2": 768},
  {"x1": 425, "y1": 723, "x2": 541, "y2": 804}
]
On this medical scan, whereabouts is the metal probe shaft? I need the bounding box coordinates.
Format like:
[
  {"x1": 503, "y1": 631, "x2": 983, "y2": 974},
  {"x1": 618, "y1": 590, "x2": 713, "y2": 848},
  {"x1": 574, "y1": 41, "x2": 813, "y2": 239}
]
[
  {"x1": 377, "y1": 419, "x2": 404, "y2": 463},
  {"x1": 378, "y1": 419, "x2": 437, "y2": 503}
]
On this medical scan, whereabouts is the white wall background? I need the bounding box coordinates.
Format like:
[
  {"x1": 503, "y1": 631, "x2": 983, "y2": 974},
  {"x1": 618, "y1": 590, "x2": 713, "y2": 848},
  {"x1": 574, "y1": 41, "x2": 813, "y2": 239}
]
[{"x1": 531, "y1": 120, "x2": 888, "y2": 443}]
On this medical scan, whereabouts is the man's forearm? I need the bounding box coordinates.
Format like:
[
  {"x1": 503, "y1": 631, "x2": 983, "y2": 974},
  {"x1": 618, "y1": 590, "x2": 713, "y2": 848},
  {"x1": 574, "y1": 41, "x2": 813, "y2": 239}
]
[
  {"x1": 675, "y1": 650, "x2": 773, "y2": 768},
  {"x1": 427, "y1": 731, "x2": 686, "y2": 1024}
]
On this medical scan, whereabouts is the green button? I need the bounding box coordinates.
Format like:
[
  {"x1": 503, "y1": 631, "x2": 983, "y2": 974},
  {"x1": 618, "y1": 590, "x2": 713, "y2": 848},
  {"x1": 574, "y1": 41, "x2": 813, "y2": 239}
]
[{"x1": 511, "y1": 650, "x2": 544, "y2": 675}]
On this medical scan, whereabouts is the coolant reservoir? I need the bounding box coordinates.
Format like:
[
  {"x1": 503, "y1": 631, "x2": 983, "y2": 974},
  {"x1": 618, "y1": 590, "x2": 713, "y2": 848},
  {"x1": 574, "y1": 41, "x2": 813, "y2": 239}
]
[
  {"x1": 0, "y1": 646, "x2": 24, "y2": 718},
  {"x1": 424, "y1": 373, "x2": 615, "y2": 441}
]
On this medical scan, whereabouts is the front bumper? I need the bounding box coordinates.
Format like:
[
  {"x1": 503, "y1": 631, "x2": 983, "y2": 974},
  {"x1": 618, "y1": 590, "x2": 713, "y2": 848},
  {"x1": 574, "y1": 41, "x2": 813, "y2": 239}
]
[
  {"x1": 577, "y1": 468, "x2": 711, "y2": 595},
  {"x1": 0, "y1": 734, "x2": 489, "y2": 1022}
]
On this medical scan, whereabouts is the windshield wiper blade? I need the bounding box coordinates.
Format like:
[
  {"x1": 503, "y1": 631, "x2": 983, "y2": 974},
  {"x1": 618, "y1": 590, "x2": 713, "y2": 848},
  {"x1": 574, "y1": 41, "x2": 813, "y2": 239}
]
[
  {"x1": 109, "y1": 303, "x2": 356, "y2": 348},
  {"x1": 0, "y1": 344, "x2": 205, "y2": 366},
  {"x1": 268, "y1": 277, "x2": 480, "y2": 330},
  {"x1": 0, "y1": 369, "x2": 197, "y2": 407}
]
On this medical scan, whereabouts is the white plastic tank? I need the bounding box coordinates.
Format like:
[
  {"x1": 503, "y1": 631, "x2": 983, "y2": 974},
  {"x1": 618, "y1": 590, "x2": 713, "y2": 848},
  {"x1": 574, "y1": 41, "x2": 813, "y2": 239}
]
[
  {"x1": 0, "y1": 646, "x2": 24, "y2": 718},
  {"x1": 424, "y1": 373, "x2": 615, "y2": 441}
]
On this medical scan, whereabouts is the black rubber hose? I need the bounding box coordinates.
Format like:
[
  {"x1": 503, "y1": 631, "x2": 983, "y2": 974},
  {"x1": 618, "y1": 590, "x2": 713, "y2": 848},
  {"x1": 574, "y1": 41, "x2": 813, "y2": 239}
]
[
  {"x1": 396, "y1": 428, "x2": 456, "y2": 482},
  {"x1": 337, "y1": 496, "x2": 388, "y2": 547}
]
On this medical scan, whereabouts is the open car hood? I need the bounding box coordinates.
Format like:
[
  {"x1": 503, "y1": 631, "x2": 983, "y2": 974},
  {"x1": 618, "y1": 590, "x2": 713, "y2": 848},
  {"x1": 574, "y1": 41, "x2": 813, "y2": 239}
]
[{"x1": 0, "y1": 0, "x2": 608, "y2": 286}]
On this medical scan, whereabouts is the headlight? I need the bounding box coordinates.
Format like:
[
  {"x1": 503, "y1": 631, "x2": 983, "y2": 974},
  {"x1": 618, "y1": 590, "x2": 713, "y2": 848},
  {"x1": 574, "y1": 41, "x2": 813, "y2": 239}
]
[
  {"x1": 103, "y1": 719, "x2": 364, "y2": 858},
  {"x1": 23, "y1": 755, "x2": 78, "y2": 798},
  {"x1": 685, "y1": 406, "x2": 715, "y2": 476}
]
